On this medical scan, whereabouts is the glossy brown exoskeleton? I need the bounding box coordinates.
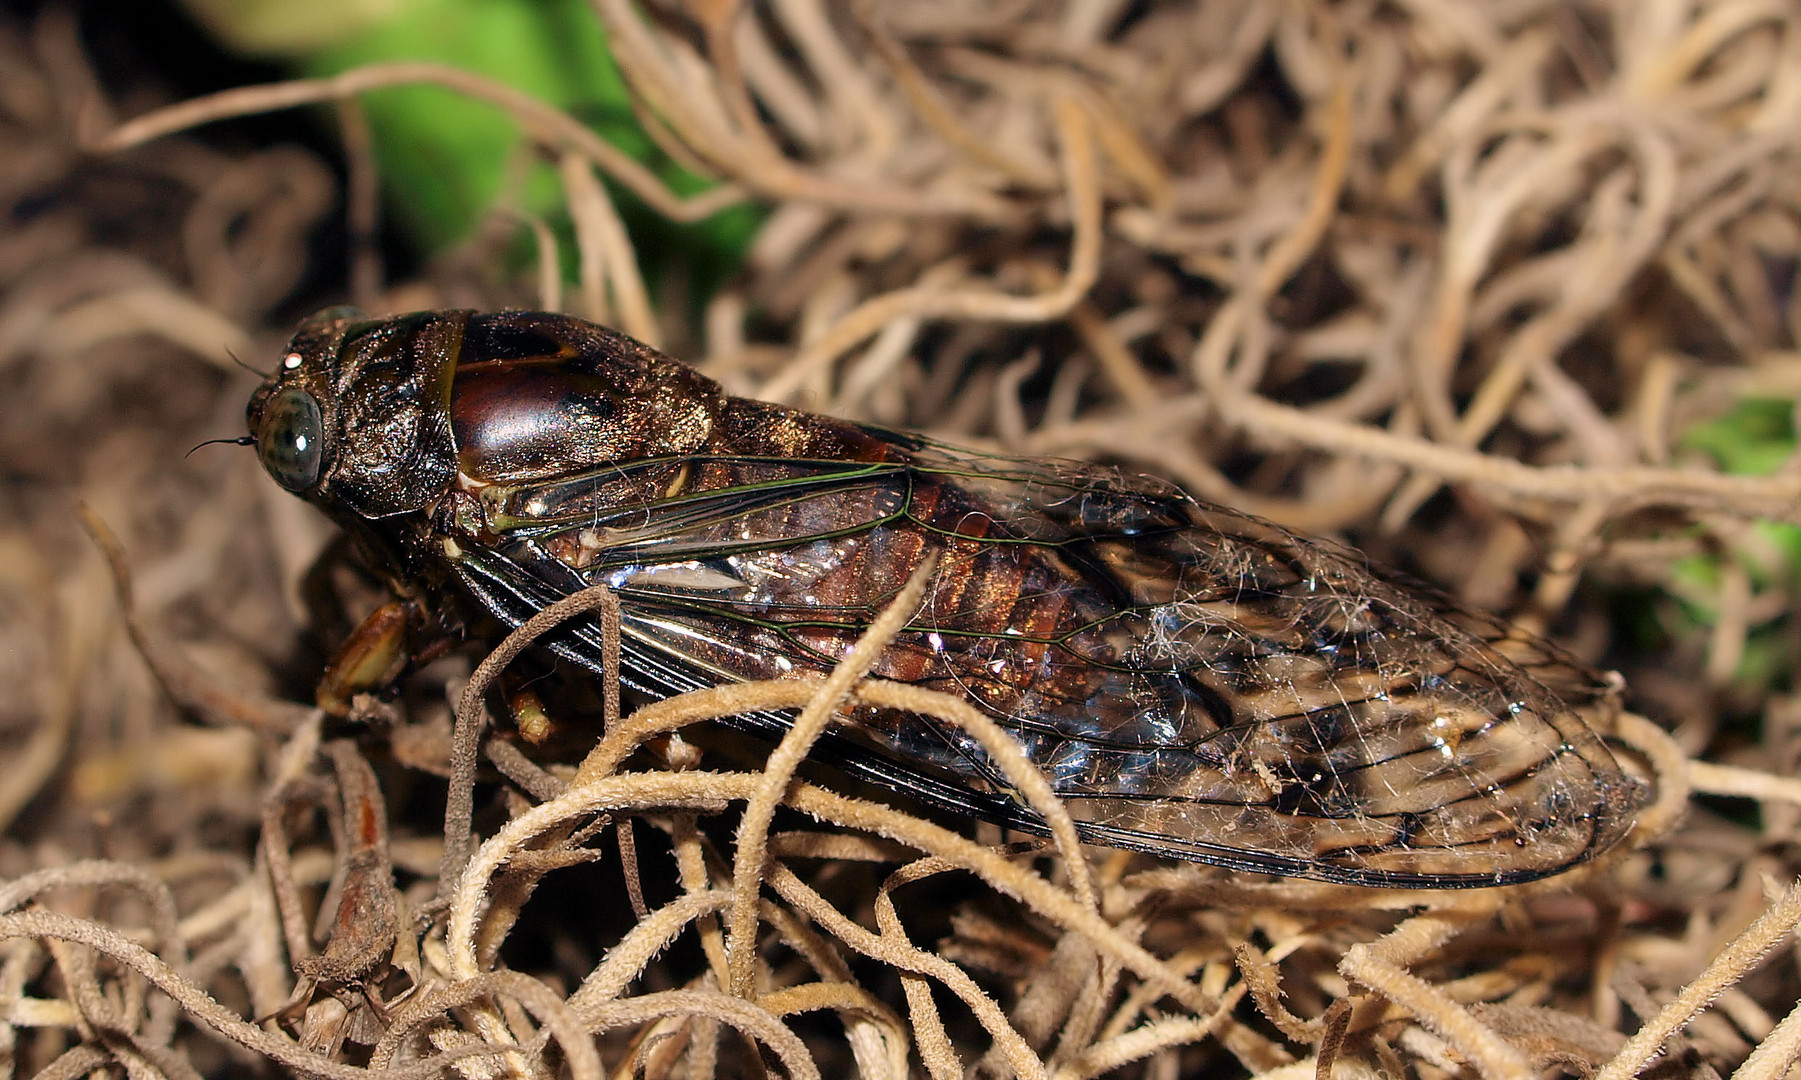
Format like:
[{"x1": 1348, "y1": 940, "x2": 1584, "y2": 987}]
[{"x1": 249, "y1": 308, "x2": 1645, "y2": 887}]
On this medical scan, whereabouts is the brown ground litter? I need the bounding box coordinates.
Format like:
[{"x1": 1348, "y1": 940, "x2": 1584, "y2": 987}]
[{"x1": 3, "y1": 3, "x2": 1801, "y2": 1078}]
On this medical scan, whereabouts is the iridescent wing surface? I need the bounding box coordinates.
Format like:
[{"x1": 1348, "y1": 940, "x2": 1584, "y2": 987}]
[{"x1": 453, "y1": 440, "x2": 1643, "y2": 887}]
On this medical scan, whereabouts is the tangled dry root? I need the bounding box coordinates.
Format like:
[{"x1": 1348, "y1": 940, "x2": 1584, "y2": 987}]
[{"x1": 4, "y1": 2, "x2": 1801, "y2": 1078}]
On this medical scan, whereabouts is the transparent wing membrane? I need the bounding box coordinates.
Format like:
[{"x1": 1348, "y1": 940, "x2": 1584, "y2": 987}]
[{"x1": 465, "y1": 444, "x2": 1642, "y2": 887}]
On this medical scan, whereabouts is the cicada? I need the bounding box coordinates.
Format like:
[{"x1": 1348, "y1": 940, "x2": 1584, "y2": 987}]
[{"x1": 248, "y1": 308, "x2": 1644, "y2": 888}]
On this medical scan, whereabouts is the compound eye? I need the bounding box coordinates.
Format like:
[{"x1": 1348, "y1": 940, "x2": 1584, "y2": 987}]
[{"x1": 257, "y1": 388, "x2": 325, "y2": 491}]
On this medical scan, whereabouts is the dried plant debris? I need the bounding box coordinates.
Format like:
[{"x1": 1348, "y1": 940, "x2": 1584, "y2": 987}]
[{"x1": 3, "y1": 2, "x2": 1801, "y2": 1078}]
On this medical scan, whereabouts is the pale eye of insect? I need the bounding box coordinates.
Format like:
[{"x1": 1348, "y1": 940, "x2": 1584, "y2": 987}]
[{"x1": 258, "y1": 387, "x2": 325, "y2": 491}]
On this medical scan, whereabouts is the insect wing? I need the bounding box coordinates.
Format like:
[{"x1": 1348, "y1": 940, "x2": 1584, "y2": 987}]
[{"x1": 462, "y1": 444, "x2": 1643, "y2": 887}]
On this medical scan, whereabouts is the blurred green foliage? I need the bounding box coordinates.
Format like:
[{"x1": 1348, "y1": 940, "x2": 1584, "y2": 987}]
[
  {"x1": 1681, "y1": 397, "x2": 1801, "y2": 479},
  {"x1": 308, "y1": 0, "x2": 640, "y2": 252},
  {"x1": 182, "y1": 0, "x2": 759, "y2": 300},
  {"x1": 1666, "y1": 396, "x2": 1801, "y2": 690}
]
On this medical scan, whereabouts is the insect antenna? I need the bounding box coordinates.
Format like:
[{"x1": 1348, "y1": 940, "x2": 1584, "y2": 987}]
[
  {"x1": 224, "y1": 348, "x2": 272, "y2": 378},
  {"x1": 186, "y1": 435, "x2": 257, "y2": 459}
]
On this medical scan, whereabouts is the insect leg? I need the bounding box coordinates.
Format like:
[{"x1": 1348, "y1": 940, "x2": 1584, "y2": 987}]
[{"x1": 317, "y1": 600, "x2": 422, "y2": 715}]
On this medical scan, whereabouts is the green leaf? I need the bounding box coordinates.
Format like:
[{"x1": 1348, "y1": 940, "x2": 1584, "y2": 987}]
[
  {"x1": 305, "y1": 0, "x2": 645, "y2": 252},
  {"x1": 1677, "y1": 396, "x2": 1796, "y2": 477},
  {"x1": 1661, "y1": 395, "x2": 1800, "y2": 689},
  {"x1": 192, "y1": 0, "x2": 765, "y2": 295}
]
